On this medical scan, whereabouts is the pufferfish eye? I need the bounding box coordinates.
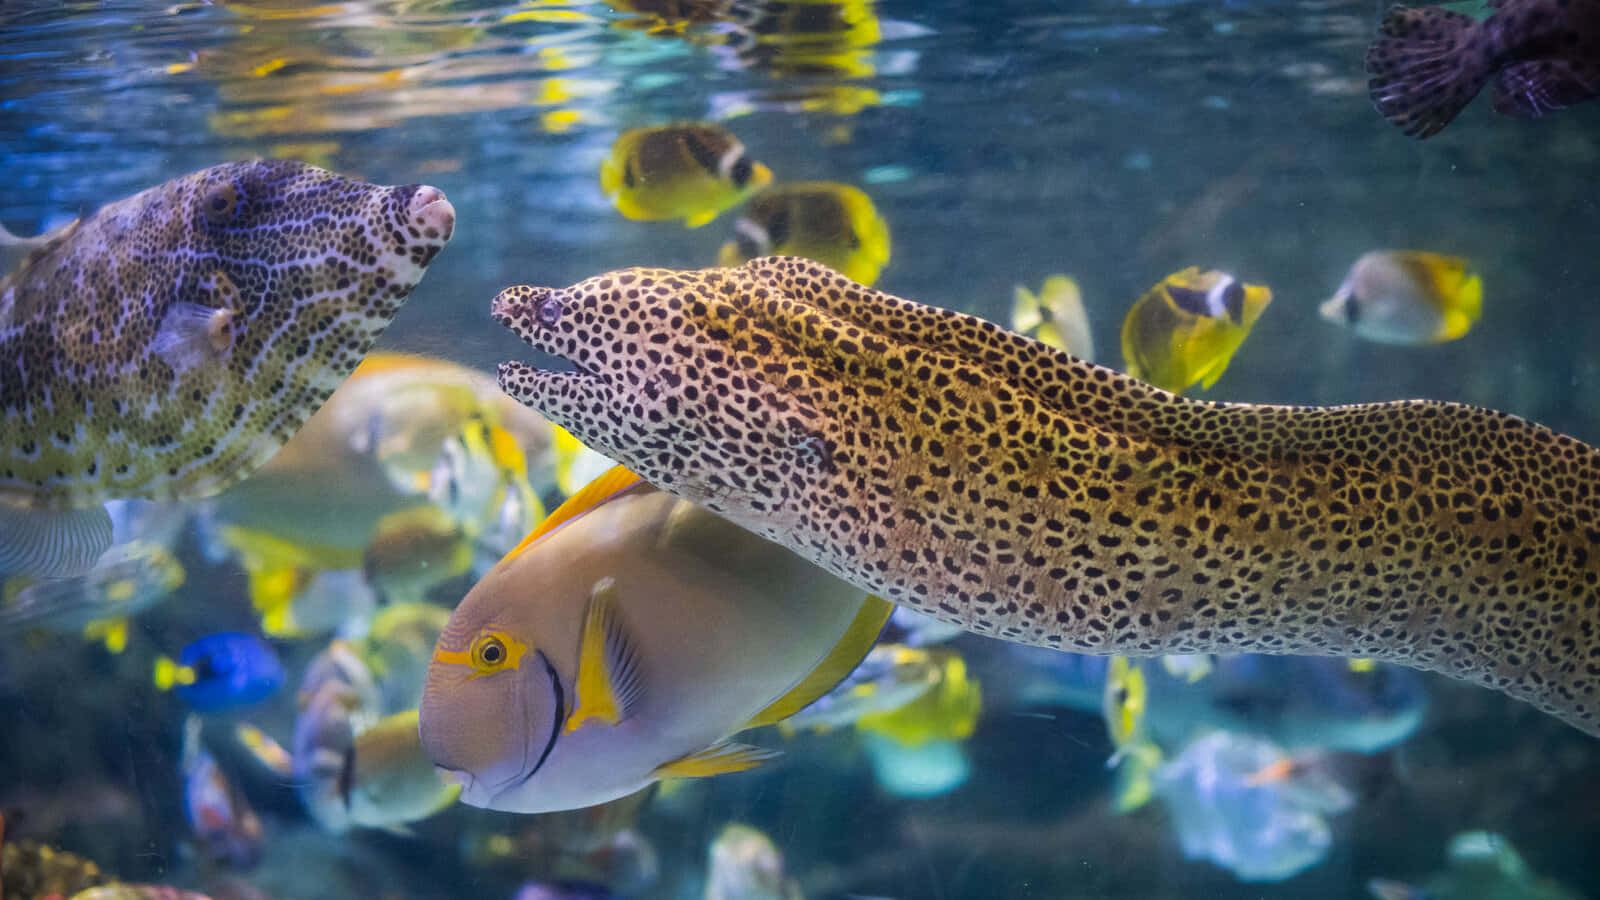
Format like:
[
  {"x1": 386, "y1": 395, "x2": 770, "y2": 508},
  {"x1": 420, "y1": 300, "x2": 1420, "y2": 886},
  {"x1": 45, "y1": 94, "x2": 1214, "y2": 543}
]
[{"x1": 202, "y1": 181, "x2": 242, "y2": 226}]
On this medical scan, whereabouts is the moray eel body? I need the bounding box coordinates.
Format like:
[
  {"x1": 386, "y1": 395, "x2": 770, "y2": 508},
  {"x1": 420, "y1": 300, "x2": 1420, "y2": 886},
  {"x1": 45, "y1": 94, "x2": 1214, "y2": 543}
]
[{"x1": 492, "y1": 257, "x2": 1600, "y2": 737}]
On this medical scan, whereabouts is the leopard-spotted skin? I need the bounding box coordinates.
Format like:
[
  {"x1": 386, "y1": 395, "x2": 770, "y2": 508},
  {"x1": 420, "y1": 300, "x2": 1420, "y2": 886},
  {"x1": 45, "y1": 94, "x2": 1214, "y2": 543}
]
[{"x1": 493, "y1": 256, "x2": 1600, "y2": 737}]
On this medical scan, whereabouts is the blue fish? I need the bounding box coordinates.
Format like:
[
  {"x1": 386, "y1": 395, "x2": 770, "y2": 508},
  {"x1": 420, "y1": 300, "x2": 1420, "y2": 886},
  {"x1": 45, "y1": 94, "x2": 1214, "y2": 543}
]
[{"x1": 156, "y1": 632, "x2": 284, "y2": 712}]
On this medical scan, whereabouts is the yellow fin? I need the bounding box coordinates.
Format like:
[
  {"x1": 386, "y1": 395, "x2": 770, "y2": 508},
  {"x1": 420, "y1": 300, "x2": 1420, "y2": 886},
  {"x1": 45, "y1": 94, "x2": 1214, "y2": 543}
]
[
  {"x1": 83, "y1": 617, "x2": 129, "y2": 654},
  {"x1": 1011, "y1": 284, "x2": 1043, "y2": 334},
  {"x1": 1111, "y1": 741, "x2": 1163, "y2": 813},
  {"x1": 504, "y1": 465, "x2": 645, "y2": 562},
  {"x1": 652, "y1": 740, "x2": 781, "y2": 779},
  {"x1": 564, "y1": 576, "x2": 645, "y2": 733},
  {"x1": 744, "y1": 594, "x2": 895, "y2": 730},
  {"x1": 683, "y1": 208, "x2": 719, "y2": 229},
  {"x1": 153, "y1": 656, "x2": 196, "y2": 690}
]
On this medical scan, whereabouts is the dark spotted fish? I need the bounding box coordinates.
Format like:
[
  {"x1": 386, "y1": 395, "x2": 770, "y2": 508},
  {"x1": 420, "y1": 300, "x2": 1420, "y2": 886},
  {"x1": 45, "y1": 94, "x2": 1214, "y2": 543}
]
[
  {"x1": 0, "y1": 160, "x2": 455, "y2": 576},
  {"x1": 491, "y1": 256, "x2": 1600, "y2": 738},
  {"x1": 1366, "y1": 0, "x2": 1600, "y2": 138}
]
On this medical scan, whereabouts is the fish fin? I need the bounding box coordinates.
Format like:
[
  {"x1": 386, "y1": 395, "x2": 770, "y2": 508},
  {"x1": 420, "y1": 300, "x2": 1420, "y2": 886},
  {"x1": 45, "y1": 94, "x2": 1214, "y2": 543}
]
[
  {"x1": 1366, "y1": 878, "x2": 1426, "y2": 900},
  {"x1": 1393, "y1": 251, "x2": 1481, "y2": 338},
  {"x1": 745, "y1": 594, "x2": 895, "y2": 730},
  {"x1": 611, "y1": 190, "x2": 654, "y2": 222},
  {"x1": 234, "y1": 722, "x2": 294, "y2": 778},
  {"x1": 683, "y1": 208, "x2": 719, "y2": 229},
  {"x1": 1365, "y1": 5, "x2": 1489, "y2": 138},
  {"x1": 599, "y1": 155, "x2": 623, "y2": 196},
  {"x1": 504, "y1": 464, "x2": 646, "y2": 560},
  {"x1": 1492, "y1": 59, "x2": 1600, "y2": 118},
  {"x1": 1110, "y1": 741, "x2": 1162, "y2": 813},
  {"x1": 154, "y1": 655, "x2": 196, "y2": 690},
  {"x1": 83, "y1": 616, "x2": 130, "y2": 654},
  {"x1": 1011, "y1": 285, "x2": 1043, "y2": 334},
  {"x1": 565, "y1": 576, "x2": 645, "y2": 733},
  {"x1": 653, "y1": 740, "x2": 781, "y2": 779},
  {"x1": 0, "y1": 502, "x2": 113, "y2": 578},
  {"x1": 0, "y1": 217, "x2": 78, "y2": 248},
  {"x1": 152, "y1": 300, "x2": 234, "y2": 372}
]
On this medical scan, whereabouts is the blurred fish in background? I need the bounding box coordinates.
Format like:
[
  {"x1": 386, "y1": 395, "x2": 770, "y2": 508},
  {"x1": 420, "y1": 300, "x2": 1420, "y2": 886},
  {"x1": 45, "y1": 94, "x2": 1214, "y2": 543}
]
[
  {"x1": 180, "y1": 716, "x2": 264, "y2": 871},
  {"x1": 704, "y1": 823, "x2": 803, "y2": 900},
  {"x1": 1154, "y1": 730, "x2": 1354, "y2": 882},
  {"x1": 716, "y1": 182, "x2": 891, "y2": 285},
  {"x1": 600, "y1": 123, "x2": 772, "y2": 227},
  {"x1": 1320, "y1": 250, "x2": 1482, "y2": 345},
  {"x1": 155, "y1": 633, "x2": 284, "y2": 713},
  {"x1": 1121, "y1": 268, "x2": 1272, "y2": 394},
  {"x1": 1012, "y1": 274, "x2": 1094, "y2": 361},
  {"x1": 462, "y1": 789, "x2": 658, "y2": 895},
  {"x1": 1367, "y1": 830, "x2": 1588, "y2": 900},
  {"x1": 203, "y1": 353, "x2": 552, "y2": 637},
  {"x1": 0, "y1": 540, "x2": 185, "y2": 655}
]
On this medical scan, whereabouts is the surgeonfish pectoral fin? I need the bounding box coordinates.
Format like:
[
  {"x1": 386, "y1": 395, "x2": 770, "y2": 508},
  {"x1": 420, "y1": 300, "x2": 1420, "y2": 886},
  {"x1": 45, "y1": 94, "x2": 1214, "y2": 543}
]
[
  {"x1": 564, "y1": 576, "x2": 645, "y2": 733},
  {"x1": 0, "y1": 503, "x2": 113, "y2": 578},
  {"x1": 745, "y1": 594, "x2": 896, "y2": 731},
  {"x1": 652, "y1": 741, "x2": 781, "y2": 779},
  {"x1": 505, "y1": 464, "x2": 646, "y2": 561}
]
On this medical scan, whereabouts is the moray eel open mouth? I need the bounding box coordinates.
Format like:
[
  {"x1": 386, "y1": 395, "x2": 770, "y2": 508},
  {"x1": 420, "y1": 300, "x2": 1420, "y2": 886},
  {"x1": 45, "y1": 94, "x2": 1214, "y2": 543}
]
[{"x1": 490, "y1": 285, "x2": 601, "y2": 385}]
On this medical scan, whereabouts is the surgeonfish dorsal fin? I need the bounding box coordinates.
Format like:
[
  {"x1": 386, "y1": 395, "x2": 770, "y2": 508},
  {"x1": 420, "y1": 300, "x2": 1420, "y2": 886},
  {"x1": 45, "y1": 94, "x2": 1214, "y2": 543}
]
[
  {"x1": 504, "y1": 465, "x2": 646, "y2": 561},
  {"x1": 652, "y1": 740, "x2": 781, "y2": 779},
  {"x1": 744, "y1": 594, "x2": 896, "y2": 731},
  {"x1": 564, "y1": 576, "x2": 646, "y2": 733}
]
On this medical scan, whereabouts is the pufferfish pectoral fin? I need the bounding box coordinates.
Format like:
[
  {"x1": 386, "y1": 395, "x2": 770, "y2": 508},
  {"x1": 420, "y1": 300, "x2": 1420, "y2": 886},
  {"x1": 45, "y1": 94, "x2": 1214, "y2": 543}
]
[
  {"x1": 652, "y1": 740, "x2": 782, "y2": 779},
  {"x1": 0, "y1": 502, "x2": 113, "y2": 578},
  {"x1": 564, "y1": 576, "x2": 646, "y2": 734}
]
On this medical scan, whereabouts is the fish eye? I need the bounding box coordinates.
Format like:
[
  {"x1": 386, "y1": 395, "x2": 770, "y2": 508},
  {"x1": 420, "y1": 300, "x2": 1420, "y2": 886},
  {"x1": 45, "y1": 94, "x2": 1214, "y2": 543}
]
[
  {"x1": 202, "y1": 181, "x2": 241, "y2": 226},
  {"x1": 1221, "y1": 280, "x2": 1246, "y2": 323},
  {"x1": 535, "y1": 294, "x2": 562, "y2": 327},
  {"x1": 730, "y1": 156, "x2": 754, "y2": 189},
  {"x1": 470, "y1": 634, "x2": 508, "y2": 671}
]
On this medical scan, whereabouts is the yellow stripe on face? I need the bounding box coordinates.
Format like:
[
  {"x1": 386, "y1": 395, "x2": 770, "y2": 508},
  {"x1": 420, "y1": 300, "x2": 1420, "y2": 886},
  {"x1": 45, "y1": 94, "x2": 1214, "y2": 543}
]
[{"x1": 433, "y1": 628, "x2": 531, "y2": 680}]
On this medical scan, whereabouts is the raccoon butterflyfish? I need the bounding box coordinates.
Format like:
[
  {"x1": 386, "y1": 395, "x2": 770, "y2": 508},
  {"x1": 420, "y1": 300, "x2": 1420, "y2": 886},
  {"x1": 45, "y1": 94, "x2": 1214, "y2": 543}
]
[
  {"x1": 419, "y1": 466, "x2": 893, "y2": 813},
  {"x1": 490, "y1": 257, "x2": 1600, "y2": 739},
  {"x1": 1120, "y1": 267, "x2": 1272, "y2": 394},
  {"x1": 1319, "y1": 250, "x2": 1482, "y2": 345},
  {"x1": 1366, "y1": 1, "x2": 1600, "y2": 139},
  {"x1": 717, "y1": 182, "x2": 891, "y2": 286},
  {"x1": 0, "y1": 160, "x2": 454, "y2": 578},
  {"x1": 599, "y1": 123, "x2": 771, "y2": 228}
]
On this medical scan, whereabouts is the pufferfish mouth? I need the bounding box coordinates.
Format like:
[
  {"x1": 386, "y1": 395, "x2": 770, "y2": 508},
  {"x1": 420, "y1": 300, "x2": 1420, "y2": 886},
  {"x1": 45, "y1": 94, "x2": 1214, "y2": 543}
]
[{"x1": 490, "y1": 285, "x2": 601, "y2": 381}]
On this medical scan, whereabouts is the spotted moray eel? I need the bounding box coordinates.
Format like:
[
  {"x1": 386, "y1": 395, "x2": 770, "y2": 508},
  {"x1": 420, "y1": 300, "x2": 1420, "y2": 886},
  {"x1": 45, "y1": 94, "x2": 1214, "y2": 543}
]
[
  {"x1": 1, "y1": 159, "x2": 454, "y2": 573},
  {"x1": 492, "y1": 256, "x2": 1600, "y2": 737}
]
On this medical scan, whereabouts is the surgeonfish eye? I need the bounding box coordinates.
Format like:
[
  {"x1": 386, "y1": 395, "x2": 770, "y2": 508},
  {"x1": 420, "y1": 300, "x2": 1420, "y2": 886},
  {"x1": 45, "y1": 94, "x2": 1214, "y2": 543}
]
[
  {"x1": 467, "y1": 630, "x2": 527, "y2": 675},
  {"x1": 535, "y1": 293, "x2": 563, "y2": 327},
  {"x1": 202, "y1": 181, "x2": 242, "y2": 226}
]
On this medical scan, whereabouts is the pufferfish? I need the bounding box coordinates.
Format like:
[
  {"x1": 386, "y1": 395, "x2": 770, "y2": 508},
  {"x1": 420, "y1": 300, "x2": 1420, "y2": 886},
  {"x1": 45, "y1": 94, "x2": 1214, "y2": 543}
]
[
  {"x1": 419, "y1": 466, "x2": 892, "y2": 813},
  {"x1": 716, "y1": 182, "x2": 891, "y2": 286},
  {"x1": 1319, "y1": 250, "x2": 1482, "y2": 345},
  {"x1": 599, "y1": 123, "x2": 772, "y2": 228},
  {"x1": 0, "y1": 160, "x2": 455, "y2": 577},
  {"x1": 1120, "y1": 267, "x2": 1272, "y2": 395}
]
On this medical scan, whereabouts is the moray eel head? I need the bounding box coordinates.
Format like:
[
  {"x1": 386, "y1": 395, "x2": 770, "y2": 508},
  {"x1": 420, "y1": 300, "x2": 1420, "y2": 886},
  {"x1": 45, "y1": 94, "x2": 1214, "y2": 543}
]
[{"x1": 493, "y1": 261, "x2": 837, "y2": 528}]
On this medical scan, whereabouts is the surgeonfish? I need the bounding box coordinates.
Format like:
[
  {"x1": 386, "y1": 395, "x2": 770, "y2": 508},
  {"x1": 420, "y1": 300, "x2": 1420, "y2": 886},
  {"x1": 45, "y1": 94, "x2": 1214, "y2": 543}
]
[
  {"x1": 599, "y1": 124, "x2": 772, "y2": 227},
  {"x1": 1366, "y1": 1, "x2": 1600, "y2": 139},
  {"x1": 1120, "y1": 267, "x2": 1272, "y2": 394},
  {"x1": 0, "y1": 160, "x2": 454, "y2": 578},
  {"x1": 704, "y1": 824, "x2": 803, "y2": 900},
  {"x1": 207, "y1": 352, "x2": 550, "y2": 636},
  {"x1": 419, "y1": 466, "x2": 893, "y2": 813},
  {"x1": 1012, "y1": 274, "x2": 1094, "y2": 361},
  {"x1": 488, "y1": 257, "x2": 1600, "y2": 738},
  {"x1": 1154, "y1": 731, "x2": 1354, "y2": 882},
  {"x1": 155, "y1": 632, "x2": 285, "y2": 713},
  {"x1": 1319, "y1": 250, "x2": 1482, "y2": 345},
  {"x1": 180, "y1": 715, "x2": 264, "y2": 870},
  {"x1": 716, "y1": 182, "x2": 891, "y2": 286}
]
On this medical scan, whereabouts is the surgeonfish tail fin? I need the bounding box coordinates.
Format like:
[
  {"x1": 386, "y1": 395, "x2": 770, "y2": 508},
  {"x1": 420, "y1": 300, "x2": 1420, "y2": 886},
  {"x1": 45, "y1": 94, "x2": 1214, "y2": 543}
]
[
  {"x1": 1365, "y1": 5, "x2": 1490, "y2": 138},
  {"x1": 153, "y1": 655, "x2": 195, "y2": 691}
]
